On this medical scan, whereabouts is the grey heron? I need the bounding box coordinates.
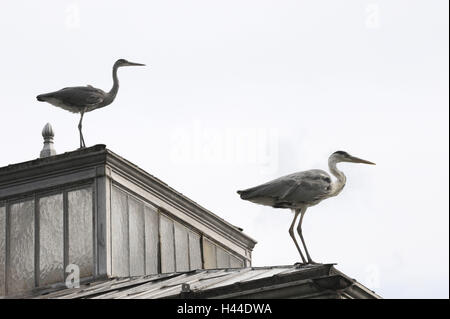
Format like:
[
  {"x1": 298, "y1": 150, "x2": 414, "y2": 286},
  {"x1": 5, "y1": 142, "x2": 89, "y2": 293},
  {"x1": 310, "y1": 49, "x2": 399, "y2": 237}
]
[
  {"x1": 237, "y1": 151, "x2": 375, "y2": 264},
  {"x1": 37, "y1": 59, "x2": 145, "y2": 148}
]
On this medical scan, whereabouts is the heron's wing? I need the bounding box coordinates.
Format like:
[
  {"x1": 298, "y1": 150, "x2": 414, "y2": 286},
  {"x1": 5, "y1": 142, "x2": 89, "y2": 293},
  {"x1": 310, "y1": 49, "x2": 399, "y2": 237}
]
[
  {"x1": 237, "y1": 169, "x2": 332, "y2": 208},
  {"x1": 56, "y1": 86, "x2": 106, "y2": 107},
  {"x1": 39, "y1": 86, "x2": 106, "y2": 112}
]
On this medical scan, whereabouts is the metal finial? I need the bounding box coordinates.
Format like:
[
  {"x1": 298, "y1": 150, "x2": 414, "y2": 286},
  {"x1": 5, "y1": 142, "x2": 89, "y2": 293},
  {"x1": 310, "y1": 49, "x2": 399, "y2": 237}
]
[
  {"x1": 40, "y1": 123, "x2": 57, "y2": 158},
  {"x1": 181, "y1": 283, "x2": 191, "y2": 293}
]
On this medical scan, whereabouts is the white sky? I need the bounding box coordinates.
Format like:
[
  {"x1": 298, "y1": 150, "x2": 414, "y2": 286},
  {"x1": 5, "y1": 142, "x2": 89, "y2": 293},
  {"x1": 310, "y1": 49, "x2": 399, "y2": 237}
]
[{"x1": 0, "y1": 0, "x2": 448, "y2": 298}]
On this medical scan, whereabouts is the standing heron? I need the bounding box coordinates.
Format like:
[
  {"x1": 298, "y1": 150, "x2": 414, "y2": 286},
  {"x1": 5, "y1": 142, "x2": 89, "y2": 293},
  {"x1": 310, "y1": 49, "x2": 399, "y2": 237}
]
[
  {"x1": 237, "y1": 151, "x2": 375, "y2": 264},
  {"x1": 37, "y1": 59, "x2": 145, "y2": 148}
]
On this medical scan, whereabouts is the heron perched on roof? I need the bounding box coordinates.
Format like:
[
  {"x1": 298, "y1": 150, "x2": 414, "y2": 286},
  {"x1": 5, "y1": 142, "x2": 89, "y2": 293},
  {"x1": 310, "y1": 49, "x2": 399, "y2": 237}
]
[
  {"x1": 37, "y1": 59, "x2": 145, "y2": 148},
  {"x1": 237, "y1": 151, "x2": 375, "y2": 264}
]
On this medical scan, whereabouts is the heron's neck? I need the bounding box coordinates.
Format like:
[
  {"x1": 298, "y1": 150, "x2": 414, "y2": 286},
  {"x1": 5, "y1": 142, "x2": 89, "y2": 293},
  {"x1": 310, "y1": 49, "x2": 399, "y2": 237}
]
[
  {"x1": 328, "y1": 158, "x2": 346, "y2": 197},
  {"x1": 105, "y1": 64, "x2": 120, "y2": 104}
]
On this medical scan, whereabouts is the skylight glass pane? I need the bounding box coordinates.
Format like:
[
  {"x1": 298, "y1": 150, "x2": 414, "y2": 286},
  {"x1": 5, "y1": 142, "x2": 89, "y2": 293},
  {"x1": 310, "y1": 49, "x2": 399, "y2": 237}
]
[
  {"x1": 129, "y1": 198, "x2": 145, "y2": 276},
  {"x1": 0, "y1": 206, "x2": 5, "y2": 295},
  {"x1": 216, "y1": 246, "x2": 230, "y2": 268},
  {"x1": 230, "y1": 255, "x2": 244, "y2": 268},
  {"x1": 68, "y1": 188, "x2": 93, "y2": 278},
  {"x1": 8, "y1": 200, "x2": 35, "y2": 295},
  {"x1": 174, "y1": 223, "x2": 189, "y2": 272},
  {"x1": 111, "y1": 187, "x2": 129, "y2": 277},
  {"x1": 202, "y1": 238, "x2": 216, "y2": 269},
  {"x1": 39, "y1": 194, "x2": 64, "y2": 286},
  {"x1": 188, "y1": 231, "x2": 202, "y2": 270},
  {"x1": 144, "y1": 206, "x2": 159, "y2": 275},
  {"x1": 160, "y1": 215, "x2": 175, "y2": 273}
]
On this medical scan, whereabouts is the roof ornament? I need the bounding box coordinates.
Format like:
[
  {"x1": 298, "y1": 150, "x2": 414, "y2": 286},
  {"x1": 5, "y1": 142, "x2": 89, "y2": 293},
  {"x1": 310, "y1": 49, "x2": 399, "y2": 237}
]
[
  {"x1": 181, "y1": 283, "x2": 191, "y2": 293},
  {"x1": 40, "y1": 123, "x2": 57, "y2": 158}
]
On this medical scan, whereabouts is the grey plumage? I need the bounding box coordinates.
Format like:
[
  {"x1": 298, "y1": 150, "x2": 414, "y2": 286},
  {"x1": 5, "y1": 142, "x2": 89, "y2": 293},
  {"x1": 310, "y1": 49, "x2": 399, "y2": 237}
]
[
  {"x1": 238, "y1": 169, "x2": 332, "y2": 209},
  {"x1": 237, "y1": 151, "x2": 375, "y2": 264},
  {"x1": 37, "y1": 86, "x2": 107, "y2": 113},
  {"x1": 37, "y1": 59, "x2": 145, "y2": 148}
]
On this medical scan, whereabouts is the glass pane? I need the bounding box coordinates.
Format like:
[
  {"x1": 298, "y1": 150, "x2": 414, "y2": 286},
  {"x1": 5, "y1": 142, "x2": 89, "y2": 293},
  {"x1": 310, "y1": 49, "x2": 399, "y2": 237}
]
[
  {"x1": 68, "y1": 188, "x2": 93, "y2": 278},
  {"x1": 230, "y1": 255, "x2": 244, "y2": 268},
  {"x1": 174, "y1": 223, "x2": 189, "y2": 272},
  {"x1": 111, "y1": 187, "x2": 129, "y2": 277},
  {"x1": 128, "y1": 198, "x2": 144, "y2": 276},
  {"x1": 39, "y1": 194, "x2": 64, "y2": 286},
  {"x1": 8, "y1": 200, "x2": 35, "y2": 295},
  {"x1": 160, "y1": 215, "x2": 175, "y2": 273},
  {"x1": 202, "y1": 238, "x2": 216, "y2": 269},
  {"x1": 188, "y1": 231, "x2": 202, "y2": 270},
  {"x1": 0, "y1": 206, "x2": 5, "y2": 295},
  {"x1": 216, "y1": 246, "x2": 230, "y2": 268},
  {"x1": 144, "y1": 206, "x2": 158, "y2": 275}
]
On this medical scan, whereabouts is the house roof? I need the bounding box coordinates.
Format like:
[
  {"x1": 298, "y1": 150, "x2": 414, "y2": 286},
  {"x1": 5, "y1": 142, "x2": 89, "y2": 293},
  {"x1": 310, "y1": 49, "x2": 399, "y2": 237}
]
[
  {"x1": 25, "y1": 264, "x2": 381, "y2": 299},
  {"x1": 0, "y1": 144, "x2": 257, "y2": 252}
]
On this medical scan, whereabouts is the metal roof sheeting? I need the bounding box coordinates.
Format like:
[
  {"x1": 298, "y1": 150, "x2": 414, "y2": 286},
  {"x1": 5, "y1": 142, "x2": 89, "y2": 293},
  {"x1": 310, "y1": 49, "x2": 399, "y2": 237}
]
[{"x1": 21, "y1": 264, "x2": 380, "y2": 299}]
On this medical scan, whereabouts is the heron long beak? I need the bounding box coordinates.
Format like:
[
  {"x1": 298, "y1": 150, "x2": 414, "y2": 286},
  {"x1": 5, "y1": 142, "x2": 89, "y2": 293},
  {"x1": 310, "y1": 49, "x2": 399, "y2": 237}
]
[
  {"x1": 126, "y1": 61, "x2": 145, "y2": 66},
  {"x1": 349, "y1": 156, "x2": 376, "y2": 165}
]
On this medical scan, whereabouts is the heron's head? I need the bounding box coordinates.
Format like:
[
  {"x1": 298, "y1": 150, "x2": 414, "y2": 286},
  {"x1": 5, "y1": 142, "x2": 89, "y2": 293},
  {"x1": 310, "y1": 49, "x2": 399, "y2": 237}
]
[
  {"x1": 115, "y1": 59, "x2": 145, "y2": 67},
  {"x1": 331, "y1": 151, "x2": 375, "y2": 165}
]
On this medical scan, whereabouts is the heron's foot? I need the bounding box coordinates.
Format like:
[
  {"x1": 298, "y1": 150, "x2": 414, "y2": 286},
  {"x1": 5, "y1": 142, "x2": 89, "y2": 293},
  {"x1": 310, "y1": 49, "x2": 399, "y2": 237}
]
[
  {"x1": 79, "y1": 135, "x2": 86, "y2": 148},
  {"x1": 294, "y1": 262, "x2": 307, "y2": 268},
  {"x1": 306, "y1": 260, "x2": 321, "y2": 265},
  {"x1": 78, "y1": 138, "x2": 86, "y2": 149}
]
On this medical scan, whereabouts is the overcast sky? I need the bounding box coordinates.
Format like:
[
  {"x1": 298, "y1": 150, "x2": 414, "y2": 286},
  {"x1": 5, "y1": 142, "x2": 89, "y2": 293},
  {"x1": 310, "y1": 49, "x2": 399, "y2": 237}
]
[{"x1": 0, "y1": 0, "x2": 448, "y2": 298}]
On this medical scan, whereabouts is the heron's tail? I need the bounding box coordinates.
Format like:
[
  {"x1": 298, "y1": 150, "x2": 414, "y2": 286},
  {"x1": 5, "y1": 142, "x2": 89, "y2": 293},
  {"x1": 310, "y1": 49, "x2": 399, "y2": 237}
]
[
  {"x1": 237, "y1": 190, "x2": 251, "y2": 199},
  {"x1": 36, "y1": 94, "x2": 47, "y2": 102}
]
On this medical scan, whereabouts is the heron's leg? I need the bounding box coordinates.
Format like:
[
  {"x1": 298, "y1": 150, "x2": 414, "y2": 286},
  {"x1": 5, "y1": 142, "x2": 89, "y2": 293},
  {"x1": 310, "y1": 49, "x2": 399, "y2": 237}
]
[
  {"x1": 297, "y1": 207, "x2": 316, "y2": 264},
  {"x1": 78, "y1": 112, "x2": 85, "y2": 148},
  {"x1": 289, "y1": 209, "x2": 307, "y2": 264}
]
